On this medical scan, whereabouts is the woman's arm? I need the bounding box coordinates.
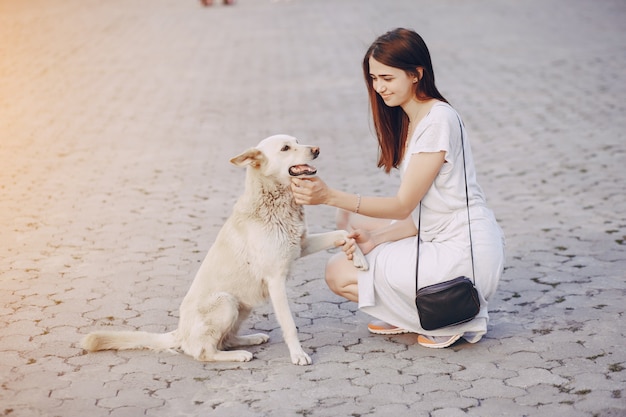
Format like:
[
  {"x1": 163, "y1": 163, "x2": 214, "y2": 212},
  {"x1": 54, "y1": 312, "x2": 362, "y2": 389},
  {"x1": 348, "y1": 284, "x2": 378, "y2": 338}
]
[
  {"x1": 291, "y1": 151, "x2": 445, "y2": 220},
  {"x1": 368, "y1": 215, "x2": 418, "y2": 245},
  {"x1": 341, "y1": 215, "x2": 417, "y2": 259}
]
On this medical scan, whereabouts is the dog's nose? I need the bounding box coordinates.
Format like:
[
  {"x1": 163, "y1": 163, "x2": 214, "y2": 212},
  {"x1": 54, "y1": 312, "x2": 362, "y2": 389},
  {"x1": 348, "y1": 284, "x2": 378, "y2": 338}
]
[{"x1": 310, "y1": 147, "x2": 320, "y2": 158}]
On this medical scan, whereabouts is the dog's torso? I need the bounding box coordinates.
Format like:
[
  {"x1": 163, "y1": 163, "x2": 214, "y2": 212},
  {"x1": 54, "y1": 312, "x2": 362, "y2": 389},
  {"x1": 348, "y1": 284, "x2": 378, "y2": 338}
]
[{"x1": 181, "y1": 175, "x2": 306, "y2": 313}]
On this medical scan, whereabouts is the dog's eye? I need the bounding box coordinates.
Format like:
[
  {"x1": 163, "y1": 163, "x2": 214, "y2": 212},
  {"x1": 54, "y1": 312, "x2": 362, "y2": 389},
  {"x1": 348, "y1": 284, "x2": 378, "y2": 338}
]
[{"x1": 281, "y1": 145, "x2": 290, "y2": 152}]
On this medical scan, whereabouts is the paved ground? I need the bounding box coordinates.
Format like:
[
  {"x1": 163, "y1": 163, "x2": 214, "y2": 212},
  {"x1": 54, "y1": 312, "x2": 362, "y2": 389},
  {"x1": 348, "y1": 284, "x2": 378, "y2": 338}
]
[{"x1": 1, "y1": 0, "x2": 625, "y2": 416}]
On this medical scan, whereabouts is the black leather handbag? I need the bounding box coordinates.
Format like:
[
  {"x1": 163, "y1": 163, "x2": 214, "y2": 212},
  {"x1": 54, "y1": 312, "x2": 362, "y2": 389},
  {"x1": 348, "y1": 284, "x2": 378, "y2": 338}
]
[
  {"x1": 414, "y1": 275, "x2": 479, "y2": 331},
  {"x1": 414, "y1": 115, "x2": 480, "y2": 331}
]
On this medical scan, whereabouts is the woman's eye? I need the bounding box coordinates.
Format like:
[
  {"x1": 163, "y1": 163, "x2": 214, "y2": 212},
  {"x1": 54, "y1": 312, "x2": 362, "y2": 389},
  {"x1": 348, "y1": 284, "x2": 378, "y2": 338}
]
[{"x1": 281, "y1": 145, "x2": 290, "y2": 151}]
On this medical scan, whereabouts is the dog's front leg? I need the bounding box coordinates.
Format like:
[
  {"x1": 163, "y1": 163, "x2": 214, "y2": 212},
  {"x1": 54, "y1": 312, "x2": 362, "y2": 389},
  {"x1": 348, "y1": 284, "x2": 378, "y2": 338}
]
[
  {"x1": 266, "y1": 277, "x2": 311, "y2": 366},
  {"x1": 301, "y1": 231, "x2": 369, "y2": 271}
]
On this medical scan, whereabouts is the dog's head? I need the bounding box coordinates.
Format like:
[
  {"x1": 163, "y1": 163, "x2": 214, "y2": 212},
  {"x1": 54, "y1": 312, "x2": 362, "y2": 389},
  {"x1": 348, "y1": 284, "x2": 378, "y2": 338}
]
[{"x1": 230, "y1": 134, "x2": 319, "y2": 185}]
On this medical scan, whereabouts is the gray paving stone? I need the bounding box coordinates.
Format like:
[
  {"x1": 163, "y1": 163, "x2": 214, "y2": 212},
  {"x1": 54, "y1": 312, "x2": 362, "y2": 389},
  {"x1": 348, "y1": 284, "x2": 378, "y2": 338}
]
[
  {"x1": 1, "y1": 0, "x2": 625, "y2": 416},
  {"x1": 431, "y1": 408, "x2": 471, "y2": 417}
]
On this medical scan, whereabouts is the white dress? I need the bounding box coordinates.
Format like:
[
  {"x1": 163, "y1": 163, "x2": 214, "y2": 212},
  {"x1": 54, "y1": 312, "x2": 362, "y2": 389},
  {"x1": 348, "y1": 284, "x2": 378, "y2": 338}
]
[{"x1": 357, "y1": 102, "x2": 505, "y2": 342}]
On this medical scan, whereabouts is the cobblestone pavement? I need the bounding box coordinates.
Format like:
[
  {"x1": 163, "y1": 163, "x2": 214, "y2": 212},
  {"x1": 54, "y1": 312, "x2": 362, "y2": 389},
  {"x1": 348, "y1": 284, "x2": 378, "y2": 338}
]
[{"x1": 1, "y1": 0, "x2": 625, "y2": 416}]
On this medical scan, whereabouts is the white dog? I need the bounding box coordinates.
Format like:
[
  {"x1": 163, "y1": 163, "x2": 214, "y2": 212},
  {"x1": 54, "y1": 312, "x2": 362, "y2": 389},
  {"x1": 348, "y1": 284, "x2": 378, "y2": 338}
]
[{"x1": 81, "y1": 134, "x2": 368, "y2": 365}]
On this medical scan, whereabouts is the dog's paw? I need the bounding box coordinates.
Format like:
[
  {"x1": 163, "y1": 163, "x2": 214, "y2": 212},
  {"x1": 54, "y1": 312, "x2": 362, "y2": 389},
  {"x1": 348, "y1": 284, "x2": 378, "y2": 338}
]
[
  {"x1": 244, "y1": 333, "x2": 270, "y2": 346},
  {"x1": 199, "y1": 349, "x2": 254, "y2": 362},
  {"x1": 290, "y1": 350, "x2": 312, "y2": 366},
  {"x1": 351, "y1": 248, "x2": 369, "y2": 271},
  {"x1": 223, "y1": 333, "x2": 269, "y2": 349},
  {"x1": 223, "y1": 350, "x2": 254, "y2": 362},
  {"x1": 232, "y1": 350, "x2": 254, "y2": 362}
]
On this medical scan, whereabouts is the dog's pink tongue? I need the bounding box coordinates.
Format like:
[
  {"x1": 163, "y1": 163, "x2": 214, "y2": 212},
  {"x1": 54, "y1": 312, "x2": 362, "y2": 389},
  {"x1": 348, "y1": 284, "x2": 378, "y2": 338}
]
[{"x1": 289, "y1": 165, "x2": 317, "y2": 176}]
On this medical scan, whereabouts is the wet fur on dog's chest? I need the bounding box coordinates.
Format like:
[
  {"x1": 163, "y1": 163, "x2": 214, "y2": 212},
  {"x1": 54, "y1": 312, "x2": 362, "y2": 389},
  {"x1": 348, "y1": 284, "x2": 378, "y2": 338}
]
[{"x1": 236, "y1": 182, "x2": 306, "y2": 256}]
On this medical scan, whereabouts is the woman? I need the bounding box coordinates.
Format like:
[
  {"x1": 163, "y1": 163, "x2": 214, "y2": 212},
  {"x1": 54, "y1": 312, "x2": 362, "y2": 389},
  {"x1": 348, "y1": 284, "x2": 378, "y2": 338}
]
[{"x1": 291, "y1": 28, "x2": 505, "y2": 348}]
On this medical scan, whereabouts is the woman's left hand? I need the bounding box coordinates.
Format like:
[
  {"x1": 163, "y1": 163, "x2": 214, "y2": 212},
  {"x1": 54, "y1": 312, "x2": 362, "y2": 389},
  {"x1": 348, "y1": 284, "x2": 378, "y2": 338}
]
[
  {"x1": 335, "y1": 229, "x2": 375, "y2": 261},
  {"x1": 290, "y1": 176, "x2": 330, "y2": 205},
  {"x1": 347, "y1": 229, "x2": 376, "y2": 255}
]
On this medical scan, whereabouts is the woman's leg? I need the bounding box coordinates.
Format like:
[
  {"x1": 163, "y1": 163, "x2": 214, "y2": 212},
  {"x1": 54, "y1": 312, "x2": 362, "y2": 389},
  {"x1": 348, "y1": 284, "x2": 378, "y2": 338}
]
[
  {"x1": 328, "y1": 209, "x2": 393, "y2": 302},
  {"x1": 332, "y1": 211, "x2": 462, "y2": 346},
  {"x1": 325, "y1": 252, "x2": 359, "y2": 302}
]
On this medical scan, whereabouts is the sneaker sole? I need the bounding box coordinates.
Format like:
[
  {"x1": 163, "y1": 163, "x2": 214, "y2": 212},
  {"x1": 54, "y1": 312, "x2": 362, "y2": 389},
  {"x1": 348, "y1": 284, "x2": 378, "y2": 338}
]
[
  {"x1": 368, "y1": 327, "x2": 410, "y2": 335},
  {"x1": 417, "y1": 334, "x2": 462, "y2": 348}
]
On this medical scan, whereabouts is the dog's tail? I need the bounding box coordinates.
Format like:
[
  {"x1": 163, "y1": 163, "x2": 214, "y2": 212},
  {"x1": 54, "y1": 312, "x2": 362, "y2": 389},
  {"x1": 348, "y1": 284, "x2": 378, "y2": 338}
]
[{"x1": 80, "y1": 330, "x2": 177, "y2": 352}]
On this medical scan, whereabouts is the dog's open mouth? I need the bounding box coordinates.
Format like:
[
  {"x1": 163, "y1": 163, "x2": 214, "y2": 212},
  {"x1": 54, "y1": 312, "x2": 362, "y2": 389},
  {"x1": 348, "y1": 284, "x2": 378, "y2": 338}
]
[{"x1": 289, "y1": 164, "x2": 317, "y2": 177}]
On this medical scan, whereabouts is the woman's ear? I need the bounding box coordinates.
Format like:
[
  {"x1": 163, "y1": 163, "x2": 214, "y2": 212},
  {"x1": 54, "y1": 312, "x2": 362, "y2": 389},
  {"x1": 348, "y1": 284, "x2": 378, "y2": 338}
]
[{"x1": 415, "y1": 67, "x2": 424, "y2": 83}]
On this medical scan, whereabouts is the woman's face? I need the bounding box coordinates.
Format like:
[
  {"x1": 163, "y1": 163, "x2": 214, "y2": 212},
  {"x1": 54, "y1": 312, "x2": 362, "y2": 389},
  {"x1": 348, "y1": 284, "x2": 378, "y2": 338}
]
[{"x1": 368, "y1": 57, "x2": 415, "y2": 108}]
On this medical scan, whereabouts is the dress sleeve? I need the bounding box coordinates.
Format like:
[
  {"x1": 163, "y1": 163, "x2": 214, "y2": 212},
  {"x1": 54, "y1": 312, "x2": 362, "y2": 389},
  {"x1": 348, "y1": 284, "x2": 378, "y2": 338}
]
[{"x1": 408, "y1": 121, "x2": 452, "y2": 163}]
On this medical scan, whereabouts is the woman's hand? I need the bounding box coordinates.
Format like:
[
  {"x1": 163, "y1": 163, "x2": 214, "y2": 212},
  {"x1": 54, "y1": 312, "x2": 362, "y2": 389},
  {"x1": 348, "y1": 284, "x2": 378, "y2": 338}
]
[
  {"x1": 349, "y1": 229, "x2": 377, "y2": 255},
  {"x1": 290, "y1": 177, "x2": 330, "y2": 206},
  {"x1": 336, "y1": 229, "x2": 377, "y2": 261}
]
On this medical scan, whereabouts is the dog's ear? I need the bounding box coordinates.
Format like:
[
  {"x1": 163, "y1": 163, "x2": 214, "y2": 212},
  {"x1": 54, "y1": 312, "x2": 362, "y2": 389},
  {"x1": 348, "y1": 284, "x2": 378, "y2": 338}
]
[{"x1": 229, "y1": 148, "x2": 266, "y2": 168}]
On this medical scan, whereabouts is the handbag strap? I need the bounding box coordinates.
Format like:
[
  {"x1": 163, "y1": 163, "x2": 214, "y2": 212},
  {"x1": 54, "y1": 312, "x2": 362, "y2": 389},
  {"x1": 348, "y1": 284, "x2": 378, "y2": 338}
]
[{"x1": 415, "y1": 114, "x2": 476, "y2": 291}]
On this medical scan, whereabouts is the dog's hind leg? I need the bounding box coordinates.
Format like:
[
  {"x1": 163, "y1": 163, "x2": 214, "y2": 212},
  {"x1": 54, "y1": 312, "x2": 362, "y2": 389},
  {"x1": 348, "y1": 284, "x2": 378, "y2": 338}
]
[
  {"x1": 181, "y1": 293, "x2": 255, "y2": 363},
  {"x1": 199, "y1": 346, "x2": 254, "y2": 363},
  {"x1": 226, "y1": 333, "x2": 270, "y2": 347},
  {"x1": 223, "y1": 307, "x2": 270, "y2": 348}
]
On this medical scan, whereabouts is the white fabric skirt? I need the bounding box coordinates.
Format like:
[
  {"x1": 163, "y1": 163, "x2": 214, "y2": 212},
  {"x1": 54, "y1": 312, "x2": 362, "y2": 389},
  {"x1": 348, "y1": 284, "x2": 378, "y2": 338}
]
[{"x1": 357, "y1": 205, "x2": 505, "y2": 342}]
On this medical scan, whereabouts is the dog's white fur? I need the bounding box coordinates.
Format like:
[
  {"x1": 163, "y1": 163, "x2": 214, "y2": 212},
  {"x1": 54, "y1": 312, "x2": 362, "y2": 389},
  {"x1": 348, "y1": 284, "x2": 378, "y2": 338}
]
[{"x1": 80, "y1": 134, "x2": 368, "y2": 365}]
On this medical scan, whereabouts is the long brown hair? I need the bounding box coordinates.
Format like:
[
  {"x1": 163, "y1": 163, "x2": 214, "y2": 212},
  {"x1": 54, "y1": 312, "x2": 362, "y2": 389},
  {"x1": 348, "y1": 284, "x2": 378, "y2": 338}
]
[{"x1": 363, "y1": 28, "x2": 448, "y2": 173}]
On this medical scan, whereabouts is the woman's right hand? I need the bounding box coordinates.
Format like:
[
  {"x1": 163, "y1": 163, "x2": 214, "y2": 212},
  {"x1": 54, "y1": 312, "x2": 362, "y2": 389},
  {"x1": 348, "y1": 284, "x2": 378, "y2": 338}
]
[{"x1": 290, "y1": 176, "x2": 330, "y2": 206}]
